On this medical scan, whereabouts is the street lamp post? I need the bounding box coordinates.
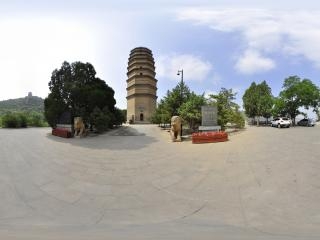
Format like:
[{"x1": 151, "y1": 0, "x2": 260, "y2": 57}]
[
  {"x1": 177, "y1": 69, "x2": 184, "y2": 138},
  {"x1": 177, "y1": 69, "x2": 184, "y2": 106},
  {"x1": 177, "y1": 69, "x2": 183, "y2": 84}
]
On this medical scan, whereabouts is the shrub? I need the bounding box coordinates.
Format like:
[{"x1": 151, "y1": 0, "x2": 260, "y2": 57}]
[
  {"x1": 113, "y1": 108, "x2": 126, "y2": 126},
  {"x1": 2, "y1": 113, "x2": 21, "y2": 128},
  {"x1": 18, "y1": 113, "x2": 28, "y2": 128},
  {"x1": 1, "y1": 112, "x2": 48, "y2": 128},
  {"x1": 26, "y1": 111, "x2": 47, "y2": 127},
  {"x1": 90, "y1": 107, "x2": 111, "y2": 133}
]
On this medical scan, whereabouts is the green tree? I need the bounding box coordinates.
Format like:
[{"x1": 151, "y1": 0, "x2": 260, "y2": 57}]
[
  {"x1": 316, "y1": 108, "x2": 320, "y2": 121},
  {"x1": 259, "y1": 81, "x2": 274, "y2": 123},
  {"x1": 243, "y1": 81, "x2": 273, "y2": 125},
  {"x1": 272, "y1": 97, "x2": 287, "y2": 117},
  {"x1": 151, "y1": 81, "x2": 191, "y2": 124},
  {"x1": 44, "y1": 61, "x2": 117, "y2": 131},
  {"x1": 151, "y1": 99, "x2": 171, "y2": 124},
  {"x1": 89, "y1": 107, "x2": 111, "y2": 133},
  {"x1": 162, "y1": 81, "x2": 191, "y2": 117},
  {"x1": 178, "y1": 93, "x2": 206, "y2": 130},
  {"x1": 113, "y1": 108, "x2": 126, "y2": 126},
  {"x1": 278, "y1": 76, "x2": 320, "y2": 125},
  {"x1": 243, "y1": 82, "x2": 258, "y2": 120},
  {"x1": 209, "y1": 88, "x2": 244, "y2": 129}
]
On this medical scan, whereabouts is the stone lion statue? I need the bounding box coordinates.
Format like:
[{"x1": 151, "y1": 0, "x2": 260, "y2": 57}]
[
  {"x1": 170, "y1": 116, "x2": 182, "y2": 142},
  {"x1": 74, "y1": 117, "x2": 86, "y2": 137}
]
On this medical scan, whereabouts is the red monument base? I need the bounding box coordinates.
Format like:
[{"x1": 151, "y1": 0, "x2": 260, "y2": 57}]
[{"x1": 192, "y1": 131, "x2": 228, "y2": 144}]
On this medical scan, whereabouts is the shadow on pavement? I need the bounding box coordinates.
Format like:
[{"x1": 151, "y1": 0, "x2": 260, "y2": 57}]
[{"x1": 46, "y1": 126, "x2": 159, "y2": 150}]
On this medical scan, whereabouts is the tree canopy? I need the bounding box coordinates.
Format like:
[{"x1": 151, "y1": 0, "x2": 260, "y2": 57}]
[
  {"x1": 151, "y1": 81, "x2": 205, "y2": 129},
  {"x1": 276, "y1": 76, "x2": 320, "y2": 124},
  {"x1": 44, "y1": 61, "x2": 119, "y2": 130},
  {"x1": 178, "y1": 92, "x2": 206, "y2": 130},
  {"x1": 243, "y1": 81, "x2": 273, "y2": 125},
  {"x1": 209, "y1": 88, "x2": 244, "y2": 129},
  {"x1": 162, "y1": 81, "x2": 191, "y2": 117},
  {"x1": 152, "y1": 81, "x2": 245, "y2": 130}
]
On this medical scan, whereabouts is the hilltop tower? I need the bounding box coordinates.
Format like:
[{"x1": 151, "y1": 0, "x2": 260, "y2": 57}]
[{"x1": 126, "y1": 47, "x2": 157, "y2": 123}]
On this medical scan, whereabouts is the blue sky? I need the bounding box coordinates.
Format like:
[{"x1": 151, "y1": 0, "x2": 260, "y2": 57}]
[{"x1": 1, "y1": 0, "x2": 320, "y2": 117}]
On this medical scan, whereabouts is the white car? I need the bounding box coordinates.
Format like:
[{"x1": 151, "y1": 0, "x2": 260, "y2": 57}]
[{"x1": 271, "y1": 117, "x2": 291, "y2": 128}]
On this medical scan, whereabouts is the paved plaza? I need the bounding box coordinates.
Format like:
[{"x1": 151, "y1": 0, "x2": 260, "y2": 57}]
[{"x1": 0, "y1": 125, "x2": 320, "y2": 239}]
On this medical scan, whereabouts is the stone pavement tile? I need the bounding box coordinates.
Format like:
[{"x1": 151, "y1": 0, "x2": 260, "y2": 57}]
[
  {"x1": 183, "y1": 200, "x2": 247, "y2": 228},
  {"x1": 30, "y1": 173, "x2": 54, "y2": 187},
  {"x1": 40, "y1": 182, "x2": 83, "y2": 204},
  {"x1": 106, "y1": 195, "x2": 146, "y2": 210},
  {"x1": 27, "y1": 195, "x2": 70, "y2": 219},
  {"x1": 110, "y1": 175, "x2": 133, "y2": 185},
  {"x1": 86, "y1": 167, "x2": 113, "y2": 177},
  {"x1": 45, "y1": 161, "x2": 71, "y2": 175},
  {"x1": 14, "y1": 180, "x2": 45, "y2": 201},
  {"x1": 0, "y1": 182, "x2": 32, "y2": 219},
  {"x1": 110, "y1": 184, "x2": 148, "y2": 197},
  {"x1": 110, "y1": 168, "x2": 138, "y2": 178},
  {"x1": 68, "y1": 181, "x2": 112, "y2": 195},
  {"x1": 0, "y1": 216, "x2": 56, "y2": 229},
  {"x1": 69, "y1": 170, "x2": 90, "y2": 181},
  {"x1": 59, "y1": 161, "x2": 88, "y2": 173},
  {"x1": 166, "y1": 170, "x2": 211, "y2": 192},
  {"x1": 74, "y1": 194, "x2": 117, "y2": 210},
  {"x1": 97, "y1": 197, "x2": 205, "y2": 225},
  {"x1": 130, "y1": 170, "x2": 163, "y2": 184},
  {"x1": 151, "y1": 173, "x2": 184, "y2": 189},
  {"x1": 52, "y1": 203, "x2": 104, "y2": 226},
  {"x1": 70, "y1": 170, "x2": 111, "y2": 184}
]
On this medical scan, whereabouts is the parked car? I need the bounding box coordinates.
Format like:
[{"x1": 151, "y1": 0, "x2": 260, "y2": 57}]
[
  {"x1": 297, "y1": 118, "x2": 315, "y2": 127},
  {"x1": 271, "y1": 117, "x2": 291, "y2": 128}
]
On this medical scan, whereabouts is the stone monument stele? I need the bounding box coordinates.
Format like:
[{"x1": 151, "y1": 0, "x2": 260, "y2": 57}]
[{"x1": 199, "y1": 105, "x2": 221, "y2": 131}]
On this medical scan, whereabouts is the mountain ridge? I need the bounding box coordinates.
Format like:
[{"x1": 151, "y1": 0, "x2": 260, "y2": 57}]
[{"x1": 0, "y1": 93, "x2": 44, "y2": 114}]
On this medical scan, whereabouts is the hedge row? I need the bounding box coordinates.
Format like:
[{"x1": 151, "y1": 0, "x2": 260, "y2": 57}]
[
  {"x1": 1, "y1": 113, "x2": 28, "y2": 128},
  {"x1": 0, "y1": 112, "x2": 48, "y2": 128}
]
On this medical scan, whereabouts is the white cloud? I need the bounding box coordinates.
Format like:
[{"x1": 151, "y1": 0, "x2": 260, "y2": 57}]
[
  {"x1": 204, "y1": 90, "x2": 217, "y2": 99},
  {"x1": 235, "y1": 50, "x2": 275, "y2": 74},
  {"x1": 156, "y1": 54, "x2": 212, "y2": 82},
  {"x1": 177, "y1": 8, "x2": 320, "y2": 72},
  {"x1": 0, "y1": 18, "x2": 98, "y2": 100}
]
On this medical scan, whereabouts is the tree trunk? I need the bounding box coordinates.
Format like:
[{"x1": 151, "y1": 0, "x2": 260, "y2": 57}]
[{"x1": 291, "y1": 114, "x2": 296, "y2": 126}]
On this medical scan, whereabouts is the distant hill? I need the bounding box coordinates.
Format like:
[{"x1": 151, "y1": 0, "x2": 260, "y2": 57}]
[{"x1": 0, "y1": 93, "x2": 44, "y2": 115}]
